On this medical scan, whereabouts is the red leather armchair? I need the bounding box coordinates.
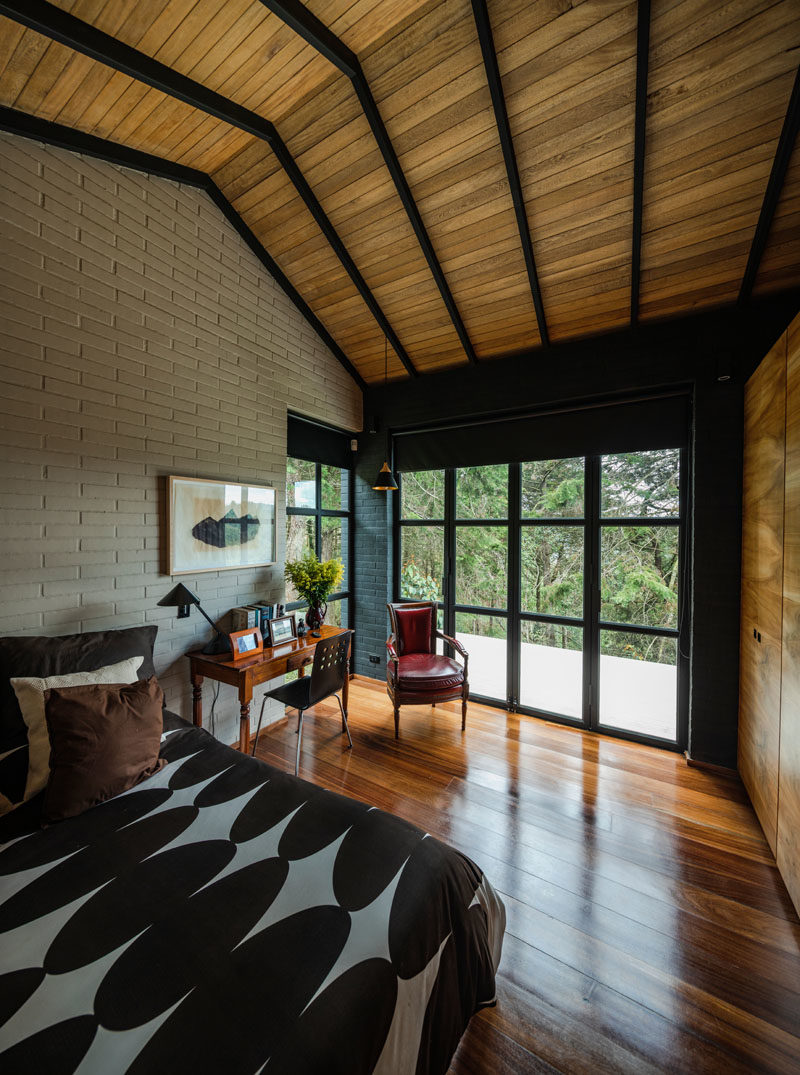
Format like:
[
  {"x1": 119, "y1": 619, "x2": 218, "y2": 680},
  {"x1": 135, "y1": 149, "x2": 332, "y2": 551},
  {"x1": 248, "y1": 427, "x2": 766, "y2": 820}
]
[{"x1": 386, "y1": 602, "x2": 469, "y2": 738}]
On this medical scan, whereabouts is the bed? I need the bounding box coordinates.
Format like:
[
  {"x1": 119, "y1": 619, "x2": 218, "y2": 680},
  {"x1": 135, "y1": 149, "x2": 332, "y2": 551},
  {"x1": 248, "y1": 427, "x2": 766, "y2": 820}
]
[{"x1": 0, "y1": 627, "x2": 505, "y2": 1074}]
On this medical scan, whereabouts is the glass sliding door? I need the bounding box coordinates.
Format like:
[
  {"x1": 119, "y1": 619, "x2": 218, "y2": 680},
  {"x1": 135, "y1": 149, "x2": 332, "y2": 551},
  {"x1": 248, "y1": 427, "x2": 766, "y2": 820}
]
[
  {"x1": 453, "y1": 465, "x2": 509, "y2": 704},
  {"x1": 595, "y1": 449, "x2": 683, "y2": 743},
  {"x1": 518, "y1": 457, "x2": 586, "y2": 721},
  {"x1": 397, "y1": 469, "x2": 446, "y2": 602},
  {"x1": 394, "y1": 445, "x2": 687, "y2": 750}
]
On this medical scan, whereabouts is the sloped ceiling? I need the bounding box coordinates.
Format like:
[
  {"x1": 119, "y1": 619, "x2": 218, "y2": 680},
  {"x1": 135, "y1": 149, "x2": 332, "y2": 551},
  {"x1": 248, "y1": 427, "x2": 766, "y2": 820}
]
[{"x1": 0, "y1": 0, "x2": 798, "y2": 385}]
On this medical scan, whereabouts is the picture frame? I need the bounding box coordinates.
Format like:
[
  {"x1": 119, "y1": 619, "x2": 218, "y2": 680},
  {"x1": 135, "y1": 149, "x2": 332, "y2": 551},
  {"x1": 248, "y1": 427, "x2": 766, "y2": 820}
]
[
  {"x1": 167, "y1": 476, "x2": 276, "y2": 576},
  {"x1": 268, "y1": 614, "x2": 297, "y2": 647},
  {"x1": 228, "y1": 627, "x2": 264, "y2": 660}
]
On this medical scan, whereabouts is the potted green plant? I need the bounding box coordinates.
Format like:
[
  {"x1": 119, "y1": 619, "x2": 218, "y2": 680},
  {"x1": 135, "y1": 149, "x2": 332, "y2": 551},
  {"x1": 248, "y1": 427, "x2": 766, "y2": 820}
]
[{"x1": 285, "y1": 553, "x2": 344, "y2": 630}]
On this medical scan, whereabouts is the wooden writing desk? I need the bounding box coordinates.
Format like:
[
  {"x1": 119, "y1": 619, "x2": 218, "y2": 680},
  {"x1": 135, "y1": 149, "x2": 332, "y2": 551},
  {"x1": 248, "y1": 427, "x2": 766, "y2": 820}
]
[{"x1": 187, "y1": 625, "x2": 351, "y2": 752}]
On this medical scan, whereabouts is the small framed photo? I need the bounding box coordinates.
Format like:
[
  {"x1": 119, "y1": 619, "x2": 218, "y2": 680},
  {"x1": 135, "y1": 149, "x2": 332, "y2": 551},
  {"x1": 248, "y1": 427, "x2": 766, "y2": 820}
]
[
  {"x1": 268, "y1": 615, "x2": 297, "y2": 647},
  {"x1": 229, "y1": 627, "x2": 264, "y2": 660}
]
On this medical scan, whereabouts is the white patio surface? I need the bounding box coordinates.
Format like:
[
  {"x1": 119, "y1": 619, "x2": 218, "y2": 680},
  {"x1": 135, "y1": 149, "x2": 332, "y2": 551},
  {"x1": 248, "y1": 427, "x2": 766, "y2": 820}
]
[{"x1": 454, "y1": 633, "x2": 677, "y2": 741}]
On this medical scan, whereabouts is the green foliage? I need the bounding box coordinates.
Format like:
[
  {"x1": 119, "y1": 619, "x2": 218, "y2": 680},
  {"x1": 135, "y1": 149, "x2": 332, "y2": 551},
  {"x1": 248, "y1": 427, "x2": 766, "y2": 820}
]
[
  {"x1": 544, "y1": 477, "x2": 582, "y2": 514},
  {"x1": 285, "y1": 553, "x2": 343, "y2": 606},
  {"x1": 400, "y1": 560, "x2": 440, "y2": 601}
]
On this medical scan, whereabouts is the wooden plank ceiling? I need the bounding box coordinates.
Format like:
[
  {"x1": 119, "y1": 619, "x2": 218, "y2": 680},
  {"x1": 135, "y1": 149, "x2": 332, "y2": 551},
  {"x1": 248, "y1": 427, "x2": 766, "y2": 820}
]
[{"x1": 0, "y1": 0, "x2": 798, "y2": 385}]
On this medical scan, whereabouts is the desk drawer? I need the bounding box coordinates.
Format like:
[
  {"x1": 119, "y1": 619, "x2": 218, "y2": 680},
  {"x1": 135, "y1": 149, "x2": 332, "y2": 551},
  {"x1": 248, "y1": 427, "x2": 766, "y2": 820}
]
[{"x1": 286, "y1": 652, "x2": 313, "y2": 673}]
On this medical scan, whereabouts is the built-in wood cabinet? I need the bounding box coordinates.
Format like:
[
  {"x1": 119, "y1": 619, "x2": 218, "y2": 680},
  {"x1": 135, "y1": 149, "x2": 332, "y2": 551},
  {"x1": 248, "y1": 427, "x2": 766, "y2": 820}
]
[
  {"x1": 778, "y1": 318, "x2": 800, "y2": 914},
  {"x1": 739, "y1": 311, "x2": 800, "y2": 914}
]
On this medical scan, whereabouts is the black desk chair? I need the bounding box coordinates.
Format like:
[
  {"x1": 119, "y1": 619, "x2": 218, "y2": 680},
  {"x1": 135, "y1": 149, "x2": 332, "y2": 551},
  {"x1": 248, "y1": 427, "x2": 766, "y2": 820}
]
[{"x1": 252, "y1": 630, "x2": 353, "y2": 775}]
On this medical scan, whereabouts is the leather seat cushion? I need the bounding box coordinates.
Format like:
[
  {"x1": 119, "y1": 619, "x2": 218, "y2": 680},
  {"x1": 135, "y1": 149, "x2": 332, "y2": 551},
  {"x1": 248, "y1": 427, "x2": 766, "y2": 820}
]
[{"x1": 397, "y1": 653, "x2": 464, "y2": 691}]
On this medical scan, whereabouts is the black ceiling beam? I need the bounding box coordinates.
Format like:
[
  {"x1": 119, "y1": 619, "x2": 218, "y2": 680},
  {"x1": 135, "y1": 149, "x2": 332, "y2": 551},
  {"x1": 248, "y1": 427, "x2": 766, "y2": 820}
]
[
  {"x1": 0, "y1": 106, "x2": 367, "y2": 391},
  {"x1": 0, "y1": 0, "x2": 416, "y2": 379},
  {"x1": 471, "y1": 0, "x2": 549, "y2": 348},
  {"x1": 738, "y1": 64, "x2": 800, "y2": 305},
  {"x1": 630, "y1": 0, "x2": 651, "y2": 324},
  {"x1": 260, "y1": 0, "x2": 479, "y2": 364}
]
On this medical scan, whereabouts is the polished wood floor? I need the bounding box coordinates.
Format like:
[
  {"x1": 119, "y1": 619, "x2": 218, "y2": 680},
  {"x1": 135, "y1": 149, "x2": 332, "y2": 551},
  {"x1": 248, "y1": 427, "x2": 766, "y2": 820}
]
[{"x1": 251, "y1": 676, "x2": 800, "y2": 1074}]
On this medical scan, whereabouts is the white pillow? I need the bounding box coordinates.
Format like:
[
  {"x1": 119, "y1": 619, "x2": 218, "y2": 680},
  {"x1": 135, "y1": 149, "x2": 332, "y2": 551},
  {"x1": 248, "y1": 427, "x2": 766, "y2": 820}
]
[{"x1": 9, "y1": 655, "x2": 144, "y2": 808}]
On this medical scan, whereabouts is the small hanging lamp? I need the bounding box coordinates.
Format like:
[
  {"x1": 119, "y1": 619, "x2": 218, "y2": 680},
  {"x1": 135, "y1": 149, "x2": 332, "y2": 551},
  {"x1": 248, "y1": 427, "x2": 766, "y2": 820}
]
[{"x1": 372, "y1": 336, "x2": 398, "y2": 491}]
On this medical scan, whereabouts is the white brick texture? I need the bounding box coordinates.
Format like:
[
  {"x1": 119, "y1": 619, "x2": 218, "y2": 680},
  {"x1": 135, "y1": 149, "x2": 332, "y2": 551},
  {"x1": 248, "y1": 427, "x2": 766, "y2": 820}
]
[{"x1": 0, "y1": 133, "x2": 362, "y2": 746}]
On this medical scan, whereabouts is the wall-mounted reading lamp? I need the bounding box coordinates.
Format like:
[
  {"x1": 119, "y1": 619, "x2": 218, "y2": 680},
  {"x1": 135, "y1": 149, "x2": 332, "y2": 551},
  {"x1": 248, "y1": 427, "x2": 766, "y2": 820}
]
[{"x1": 157, "y1": 583, "x2": 229, "y2": 655}]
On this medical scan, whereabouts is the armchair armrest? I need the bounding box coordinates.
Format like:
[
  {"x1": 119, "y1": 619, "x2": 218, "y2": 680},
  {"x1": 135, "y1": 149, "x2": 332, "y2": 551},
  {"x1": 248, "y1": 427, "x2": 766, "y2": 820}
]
[
  {"x1": 386, "y1": 634, "x2": 399, "y2": 682},
  {"x1": 436, "y1": 631, "x2": 469, "y2": 661}
]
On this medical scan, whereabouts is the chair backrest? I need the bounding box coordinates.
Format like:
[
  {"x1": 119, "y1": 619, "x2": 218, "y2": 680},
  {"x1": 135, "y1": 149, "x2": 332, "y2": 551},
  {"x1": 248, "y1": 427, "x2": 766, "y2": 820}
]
[
  {"x1": 309, "y1": 630, "x2": 353, "y2": 706},
  {"x1": 387, "y1": 602, "x2": 437, "y2": 656}
]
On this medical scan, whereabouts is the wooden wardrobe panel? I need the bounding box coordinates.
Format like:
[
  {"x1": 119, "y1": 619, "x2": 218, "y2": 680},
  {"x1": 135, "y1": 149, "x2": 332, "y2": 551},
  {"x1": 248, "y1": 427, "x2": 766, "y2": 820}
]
[
  {"x1": 739, "y1": 331, "x2": 786, "y2": 853},
  {"x1": 778, "y1": 313, "x2": 800, "y2": 913}
]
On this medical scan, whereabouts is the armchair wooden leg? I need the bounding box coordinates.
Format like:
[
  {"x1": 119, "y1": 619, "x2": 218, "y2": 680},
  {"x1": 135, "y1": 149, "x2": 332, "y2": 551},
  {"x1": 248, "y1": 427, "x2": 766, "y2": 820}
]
[
  {"x1": 394, "y1": 703, "x2": 400, "y2": 739},
  {"x1": 461, "y1": 695, "x2": 467, "y2": 731}
]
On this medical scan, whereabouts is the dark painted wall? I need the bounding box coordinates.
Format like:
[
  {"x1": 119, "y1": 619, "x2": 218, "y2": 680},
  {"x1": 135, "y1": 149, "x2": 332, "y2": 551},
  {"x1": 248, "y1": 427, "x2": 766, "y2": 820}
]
[{"x1": 354, "y1": 294, "x2": 799, "y2": 768}]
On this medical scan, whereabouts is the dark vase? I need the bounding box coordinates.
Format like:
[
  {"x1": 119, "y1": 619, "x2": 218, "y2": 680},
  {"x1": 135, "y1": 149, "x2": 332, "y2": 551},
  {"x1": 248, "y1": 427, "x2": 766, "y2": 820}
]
[{"x1": 305, "y1": 602, "x2": 327, "y2": 630}]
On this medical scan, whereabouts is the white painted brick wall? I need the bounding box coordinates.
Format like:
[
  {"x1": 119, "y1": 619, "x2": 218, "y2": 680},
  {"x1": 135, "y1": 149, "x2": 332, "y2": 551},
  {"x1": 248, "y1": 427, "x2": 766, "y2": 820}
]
[{"x1": 0, "y1": 133, "x2": 362, "y2": 747}]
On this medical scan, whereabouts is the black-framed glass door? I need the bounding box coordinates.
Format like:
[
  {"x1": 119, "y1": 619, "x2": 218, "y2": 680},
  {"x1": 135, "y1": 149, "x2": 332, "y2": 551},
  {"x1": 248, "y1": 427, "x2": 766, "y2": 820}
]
[{"x1": 395, "y1": 448, "x2": 689, "y2": 750}]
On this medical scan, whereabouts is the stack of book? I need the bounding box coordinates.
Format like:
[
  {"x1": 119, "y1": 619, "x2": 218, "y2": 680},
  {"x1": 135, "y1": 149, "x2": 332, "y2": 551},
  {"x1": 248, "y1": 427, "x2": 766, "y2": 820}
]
[{"x1": 231, "y1": 603, "x2": 274, "y2": 634}]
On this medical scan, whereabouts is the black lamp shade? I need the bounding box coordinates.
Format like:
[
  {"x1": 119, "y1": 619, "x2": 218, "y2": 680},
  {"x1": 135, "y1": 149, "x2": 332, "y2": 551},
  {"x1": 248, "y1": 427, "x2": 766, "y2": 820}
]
[
  {"x1": 158, "y1": 583, "x2": 199, "y2": 609},
  {"x1": 157, "y1": 584, "x2": 228, "y2": 654},
  {"x1": 158, "y1": 583, "x2": 199, "y2": 618},
  {"x1": 372, "y1": 460, "x2": 398, "y2": 491}
]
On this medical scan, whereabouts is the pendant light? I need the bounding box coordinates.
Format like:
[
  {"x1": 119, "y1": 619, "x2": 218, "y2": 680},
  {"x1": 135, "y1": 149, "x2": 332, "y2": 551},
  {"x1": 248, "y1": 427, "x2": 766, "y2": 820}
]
[{"x1": 372, "y1": 336, "x2": 398, "y2": 491}]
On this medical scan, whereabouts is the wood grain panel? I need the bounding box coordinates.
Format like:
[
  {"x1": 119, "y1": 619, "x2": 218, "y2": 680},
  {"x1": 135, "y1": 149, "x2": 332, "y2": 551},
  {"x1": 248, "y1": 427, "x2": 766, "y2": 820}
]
[
  {"x1": 1, "y1": 0, "x2": 799, "y2": 379},
  {"x1": 739, "y1": 331, "x2": 786, "y2": 854},
  {"x1": 250, "y1": 675, "x2": 800, "y2": 1073},
  {"x1": 360, "y1": 1, "x2": 541, "y2": 357},
  {"x1": 497, "y1": 0, "x2": 638, "y2": 338},
  {"x1": 641, "y1": 0, "x2": 800, "y2": 320},
  {"x1": 778, "y1": 312, "x2": 800, "y2": 916}
]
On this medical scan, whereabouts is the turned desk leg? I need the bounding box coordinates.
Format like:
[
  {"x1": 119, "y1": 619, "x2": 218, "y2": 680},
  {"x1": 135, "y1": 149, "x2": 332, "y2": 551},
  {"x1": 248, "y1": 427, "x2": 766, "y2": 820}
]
[
  {"x1": 238, "y1": 701, "x2": 251, "y2": 753},
  {"x1": 191, "y1": 674, "x2": 203, "y2": 727},
  {"x1": 238, "y1": 679, "x2": 253, "y2": 753}
]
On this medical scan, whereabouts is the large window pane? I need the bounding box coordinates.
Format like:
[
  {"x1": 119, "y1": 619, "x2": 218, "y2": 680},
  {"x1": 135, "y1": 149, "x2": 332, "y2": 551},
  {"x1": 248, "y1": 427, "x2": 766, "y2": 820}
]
[
  {"x1": 285, "y1": 515, "x2": 315, "y2": 602},
  {"x1": 599, "y1": 631, "x2": 677, "y2": 740},
  {"x1": 602, "y1": 449, "x2": 680, "y2": 517},
  {"x1": 321, "y1": 465, "x2": 349, "y2": 511},
  {"x1": 455, "y1": 526, "x2": 507, "y2": 609},
  {"x1": 456, "y1": 464, "x2": 508, "y2": 520},
  {"x1": 321, "y1": 516, "x2": 348, "y2": 589},
  {"x1": 325, "y1": 598, "x2": 348, "y2": 629},
  {"x1": 521, "y1": 457, "x2": 584, "y2": 518},
  {"x1": 400, "y1": 526, "x2": 444, "y2": 601},
  {"x1": 521, "y1": 526, "x2": 583, "y2": 618},
  {"x1": 601, "y1": 526, "x2": 679, "y2": 628},
  {"x1": 520, "y1": 621, "x2": 582, "y2": 719},
  {"x1": 455, "y1": 612, "x2": 506, "y2": 701},
  {"x1": 287, "y1": 457, "x2": 316, "y2": 508},
  {"x1": 400, "y1": 470, "x2": 445, "y2": 521},
  {"x1": 286, "y1": 514, "x2": 315, "y2": 560}
]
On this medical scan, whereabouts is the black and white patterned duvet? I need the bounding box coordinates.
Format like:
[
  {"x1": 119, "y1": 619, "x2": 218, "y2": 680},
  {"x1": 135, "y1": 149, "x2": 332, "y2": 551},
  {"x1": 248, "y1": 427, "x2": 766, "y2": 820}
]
[{"x1": 0, "y1": 713, "x2": 504, "y2": 1074}]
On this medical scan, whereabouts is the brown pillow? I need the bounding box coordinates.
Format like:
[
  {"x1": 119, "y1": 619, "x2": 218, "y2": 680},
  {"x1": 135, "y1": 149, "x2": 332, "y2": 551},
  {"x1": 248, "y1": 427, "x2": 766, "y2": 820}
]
[{"x1": 42, "y1": 677, "x2": 166, "y2": 823}]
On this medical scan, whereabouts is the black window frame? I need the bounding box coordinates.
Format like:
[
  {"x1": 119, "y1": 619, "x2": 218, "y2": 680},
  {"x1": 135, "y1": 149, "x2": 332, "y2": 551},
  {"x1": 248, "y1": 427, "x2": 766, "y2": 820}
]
[{"x1": 393, "y1": 450, "x2": 690, "y2": 753}]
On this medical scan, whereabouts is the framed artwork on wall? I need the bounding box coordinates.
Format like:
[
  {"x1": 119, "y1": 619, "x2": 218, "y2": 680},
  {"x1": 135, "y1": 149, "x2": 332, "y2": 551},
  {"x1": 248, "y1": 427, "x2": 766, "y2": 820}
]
[{"x1": 167, "y1": 476, "x2": 276, "y2": 576}]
